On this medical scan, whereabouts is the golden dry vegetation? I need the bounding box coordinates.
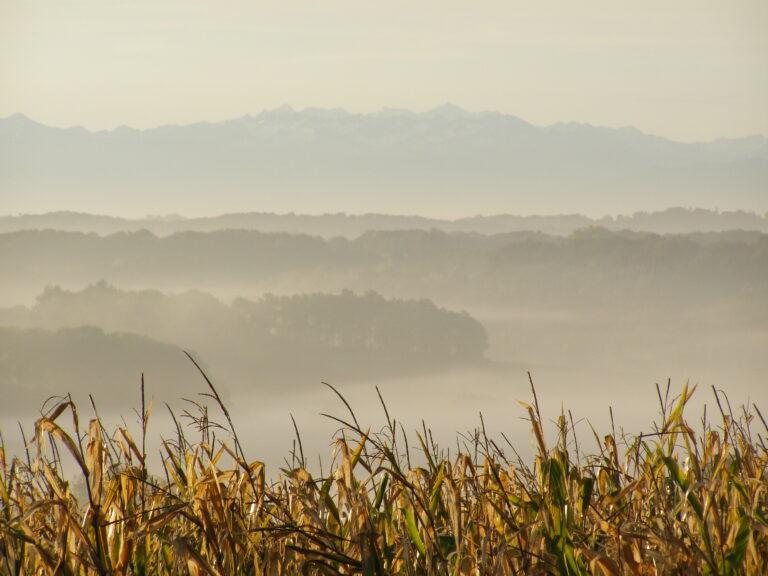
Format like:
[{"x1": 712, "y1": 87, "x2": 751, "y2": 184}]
[{"x1": 2, "y1": 366, "x2": 767, "y2": 576}]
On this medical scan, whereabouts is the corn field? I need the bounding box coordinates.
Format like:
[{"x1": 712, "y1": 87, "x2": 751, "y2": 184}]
[{"x1": 2, "y1": 367, "x2": 767, "y2": 575}]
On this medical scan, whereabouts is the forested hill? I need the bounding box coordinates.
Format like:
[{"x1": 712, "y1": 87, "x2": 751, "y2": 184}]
[
  {"x1": 3, "y1": 227, "x2": 766, "y2": 310},
  {"x1": 0, "y1": 287, "x2": 487, "y2": 413},
  {"x1": 0, "y1": 326, "x2": 190, "y2": 412},
  {"x1": 1, "y1": 208, "x2": 767, "y2": 237},
  {"x1": 1, "y1": 284, "x2": 486, "y2": 364}
]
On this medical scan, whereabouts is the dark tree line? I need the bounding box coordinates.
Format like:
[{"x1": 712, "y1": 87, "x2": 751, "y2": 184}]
[{"x1": 2, "y1": 227, "x2": 766, "y2": 308}]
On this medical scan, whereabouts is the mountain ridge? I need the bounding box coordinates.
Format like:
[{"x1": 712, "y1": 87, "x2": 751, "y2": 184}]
[
  {"x1": 2, "y1": 107, "x2": 766, "y2": 217},
  {"x1": 4, "y1": 106, "x2": 766, "y2": 145}
]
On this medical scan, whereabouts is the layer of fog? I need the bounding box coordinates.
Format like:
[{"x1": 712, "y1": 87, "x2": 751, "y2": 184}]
[
  {"x1": 2, "y1": 301, "x2": 764, "y2": 474},
  {"x1": 1, "y1": 224, "x2": 765, "y2": 477},
  {"x1": 0, "y1": 361, "x2": 746, "y2": 478}
]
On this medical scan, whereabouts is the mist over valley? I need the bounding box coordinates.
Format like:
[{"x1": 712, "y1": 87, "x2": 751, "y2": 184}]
[
  {"x1": 1, "y1": 216, "x2": 765, "y2": 468},
  {"x1": 1, "y1": 110, "x2": 766, "y2": 469},
  {"x1": 4, "y1": 1, "x2": 768, "y2": 568}
]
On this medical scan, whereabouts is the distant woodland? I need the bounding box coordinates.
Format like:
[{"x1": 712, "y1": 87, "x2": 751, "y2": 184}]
[
  {"x1": 1, "y1": 219, "x2": 766, "y2": 417},
  {"x1": 0, "y1": 286, "x2": 486, "y2": 413},
  {"x1": 2, "y1": 226, "x2": 766, "y2": 310},
  {"x1": 0, "y1": 326, "x2": 188, "y2": 411},
  {"x1": 1, "y1": 207, "x2": 767, "y2": 237}
]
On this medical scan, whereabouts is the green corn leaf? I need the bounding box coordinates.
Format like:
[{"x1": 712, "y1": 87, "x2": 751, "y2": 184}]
[
  {"x1": 374, "y1": 474, "x2": 389, "y2": 511},
  {"x1": 725, "y1": 517, "x2": 751, "y2": 575},
  {"x1": 403, "y1": 507, "x2": 426, "y2": 556}
]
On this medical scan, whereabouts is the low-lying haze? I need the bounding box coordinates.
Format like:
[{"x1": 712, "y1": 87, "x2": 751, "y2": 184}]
[
  {"x1": 1, "y1": 219, "x2": 765, "y2": 469},
  {"x1": 2, "y1": 0, "x2": 767, "y2": 469}
]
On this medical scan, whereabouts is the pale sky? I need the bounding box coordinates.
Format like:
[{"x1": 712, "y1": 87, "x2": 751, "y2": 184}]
[{"x1": 1, "y1": 0, "x2": 767, "y2": 142}]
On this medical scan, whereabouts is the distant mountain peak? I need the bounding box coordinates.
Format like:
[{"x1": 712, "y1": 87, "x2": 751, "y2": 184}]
[
  {"x1": 265, "y1": 104, "x2": 297, "y2": 116},
  {"x1": 5, "y1": 112, "x2": 31, "y2": 121},
  {"x1": 2, "y1": 112, "x2": 39, "y2": 127},
  {"x1": 424, "y1": 103, "x2": 472, "y2": 119},
  {"x1": 1, "y1": 109, "x2": 766, "y2": 145},
  {"x1": 1, "y1": 107, "x2": 766, "y2": 218}
]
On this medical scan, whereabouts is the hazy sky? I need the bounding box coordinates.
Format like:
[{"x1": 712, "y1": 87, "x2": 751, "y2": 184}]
[{"x1": 2, "y1": 0, "x2": 767, "y2": 142}]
